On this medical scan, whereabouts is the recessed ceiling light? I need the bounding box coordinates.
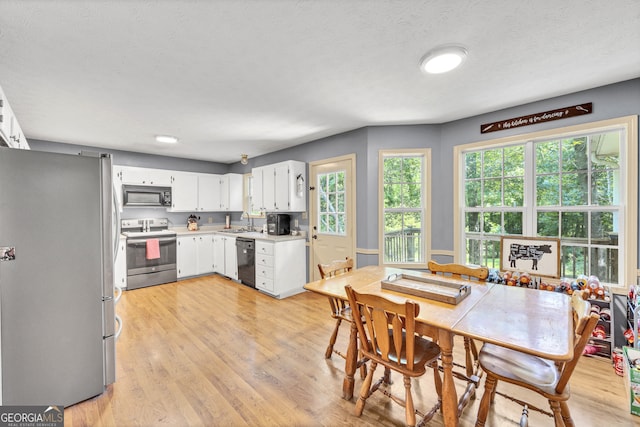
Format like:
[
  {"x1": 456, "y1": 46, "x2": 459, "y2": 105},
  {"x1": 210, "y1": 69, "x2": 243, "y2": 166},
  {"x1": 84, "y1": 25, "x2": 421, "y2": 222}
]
[
  {"x1": 419, "y1": 45, "x2": 468, "y2": 74},
  {"x1": 155, "y1": 135, "x2": 178, "y2": 144}
]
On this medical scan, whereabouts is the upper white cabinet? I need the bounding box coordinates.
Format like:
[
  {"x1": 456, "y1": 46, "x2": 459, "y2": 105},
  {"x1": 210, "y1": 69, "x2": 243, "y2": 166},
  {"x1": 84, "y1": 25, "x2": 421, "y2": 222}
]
[
  {"x1": 197, "y1": 173, "x2": 221, "y2": 211},
  {"x1": 113, "y1": 165, "x2": 173, "y2": 211},
  {"x1": 251, "y1": 160, "x2": 306, "y2": 212},
  {"x1": 114, "y1": 166, "x2": 172, "y2": 186},
  {"x1": 170, "y1": 171, "x2": 244, "y2": 212},
  {"x1": 112, "y1": 166, "x2": 244, "y2": 213},
  {"x1": 251, "y1": 166, "x2": 265, "y2": 212},
  {"x1": 0, "y1": 85, "x2": 30, "y2": 150},
  {"x1": 169, "y1": 171, "x2": 200, "y2": 211},
  {"x1": 220, "y1": 173, "x2": 243, "y2": 211}
]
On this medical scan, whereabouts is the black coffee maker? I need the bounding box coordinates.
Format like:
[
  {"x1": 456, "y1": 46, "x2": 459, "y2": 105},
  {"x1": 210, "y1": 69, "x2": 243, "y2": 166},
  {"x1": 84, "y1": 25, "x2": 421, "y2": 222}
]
[{"x1": 266, "y1": 213, "x2": 290, "y2": 235}]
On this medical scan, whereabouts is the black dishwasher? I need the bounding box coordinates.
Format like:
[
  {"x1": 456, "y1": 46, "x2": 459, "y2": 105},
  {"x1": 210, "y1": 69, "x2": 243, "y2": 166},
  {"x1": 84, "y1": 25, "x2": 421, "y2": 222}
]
[{"x1": 236, "y1": 238, "x2": 255, "y2": 288}]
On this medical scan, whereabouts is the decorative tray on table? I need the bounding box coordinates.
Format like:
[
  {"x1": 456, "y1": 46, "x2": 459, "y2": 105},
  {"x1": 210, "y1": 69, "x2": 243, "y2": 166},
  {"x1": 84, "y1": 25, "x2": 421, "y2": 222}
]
[{"x1": 381, "y1": 273, "x2": 471, "y2": 305}]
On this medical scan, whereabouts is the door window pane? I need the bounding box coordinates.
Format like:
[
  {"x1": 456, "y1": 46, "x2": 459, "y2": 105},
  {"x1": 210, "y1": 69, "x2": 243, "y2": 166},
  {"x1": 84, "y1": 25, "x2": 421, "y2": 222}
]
[{"x1": 317, "y1": 170, "x2": 346, "y2": 235}]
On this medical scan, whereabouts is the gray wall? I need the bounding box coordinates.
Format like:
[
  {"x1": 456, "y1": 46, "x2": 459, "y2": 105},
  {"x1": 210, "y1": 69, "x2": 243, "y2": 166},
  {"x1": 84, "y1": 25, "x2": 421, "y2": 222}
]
[{"x1": 29, "y1": 78, "x2": 640, "y2": 271}]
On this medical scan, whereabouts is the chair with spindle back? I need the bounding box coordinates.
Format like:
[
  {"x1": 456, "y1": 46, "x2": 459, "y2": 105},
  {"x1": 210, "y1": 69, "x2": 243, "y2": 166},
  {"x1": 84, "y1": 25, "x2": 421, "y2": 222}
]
[
  {"x1": 427, "y1": 260, "x2": 489, "y2": 400},
  {"x1": 474, "y1": 290, "x2": 600, "y2": 426},
  {"x1": 345, "y1": 284, "x2": 443, "y2": 427},
  {"x1": 318, "y1": 257, "x2": 367, "y2": 378}
]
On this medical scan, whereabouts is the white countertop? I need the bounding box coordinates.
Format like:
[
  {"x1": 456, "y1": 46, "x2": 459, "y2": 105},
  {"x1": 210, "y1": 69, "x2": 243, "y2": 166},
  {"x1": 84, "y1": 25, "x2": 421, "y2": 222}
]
[{"x1": 169, "y1": 226, "x2": 307, "y2": 242}]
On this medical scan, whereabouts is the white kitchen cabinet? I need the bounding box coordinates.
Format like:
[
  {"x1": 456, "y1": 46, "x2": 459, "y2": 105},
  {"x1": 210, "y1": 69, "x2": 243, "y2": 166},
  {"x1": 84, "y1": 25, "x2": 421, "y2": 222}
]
[
  {"x1": 113, "y1": 165, "x2": 173, "y2": 211},
  {"x1": 251, "y1": 160, "x2": 306, "y2": 212},
  {"x1": 197, "y1": 173, "x2": 222, "y2": 211},
  {"x1": 0, "y1": 86, "x2": 30, "y2": 150},
  {"x1": 196, "y1": 234, "x2": 215, "y2": 274},
  {"x1": 255, "y1": 238, "x2": 305, "y2": 298},
  {"x1": 111, "y1": 165, "x2": 243, "y2": 213},
  {"x1": 170, "y1": 172, "x2": 243, "y2": 212},
  {"x1": 177, "y1": 235, "x2": 198, "y2": 278},
  {"x1": 213, "y1": 233, "x2": 237, "y2": 280},
  {"x1": 114, "y1": 235, "x2": 127, "y2": 289},
  {"x1": 250, "y1": 166, "x2": 265, "y2": 212},
  {"x1": 177, "y1": 233, "x2": 215, "y2": 278},
  {"x1": 220, "y1": 173, "x2": 243, "y2": 211},
  {"x1": 273, "y1": 163, "x2": 291, "y2": 211},
  {"x1": 224, "y1": 235, "x2": 238, "y2": 279},
  {"x1": 114, "y1": 166, "x2": 172, "y2": 186},
  {"x1": 169, "y1": 171, "x2": 199, "y2": 211}
]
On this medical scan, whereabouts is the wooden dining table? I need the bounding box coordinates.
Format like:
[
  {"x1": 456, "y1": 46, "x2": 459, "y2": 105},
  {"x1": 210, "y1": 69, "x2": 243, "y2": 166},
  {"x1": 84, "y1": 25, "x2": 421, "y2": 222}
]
[{"x1": 304, "y1": 265, "x2": 574, "y2": 427}]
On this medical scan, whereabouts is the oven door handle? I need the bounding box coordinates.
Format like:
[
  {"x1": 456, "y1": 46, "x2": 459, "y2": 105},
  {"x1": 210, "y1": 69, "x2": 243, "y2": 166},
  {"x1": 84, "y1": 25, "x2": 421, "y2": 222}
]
[{"x1": 127, "y1": 237, "x2": 176, "y2": 245}]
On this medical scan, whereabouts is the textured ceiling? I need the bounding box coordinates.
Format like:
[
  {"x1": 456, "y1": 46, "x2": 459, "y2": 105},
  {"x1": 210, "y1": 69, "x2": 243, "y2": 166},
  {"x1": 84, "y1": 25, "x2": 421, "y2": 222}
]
[{"x1": 0, "y1": 0, "x2": 639, "y2": 163}]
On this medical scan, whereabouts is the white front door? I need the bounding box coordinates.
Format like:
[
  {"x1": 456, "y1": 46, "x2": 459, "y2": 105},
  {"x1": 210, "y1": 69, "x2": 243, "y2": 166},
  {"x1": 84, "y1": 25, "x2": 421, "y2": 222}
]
[{"x1": 309, "y1": 154, "x2": 356, "y2": 281}]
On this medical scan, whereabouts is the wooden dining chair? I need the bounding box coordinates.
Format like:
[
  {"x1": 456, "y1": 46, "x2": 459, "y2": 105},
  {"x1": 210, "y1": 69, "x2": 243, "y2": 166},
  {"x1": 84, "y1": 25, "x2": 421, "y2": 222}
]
[
  {"x1": 318, "y1": 258, "x2": 367, "y2": 378},
  {"x1": 428, "y1": 261, "x2": 488, "y2": 386},
  {"x1": 345, "y1": 285, "x2": 443, "y2": 427},
  {"x1": 474, "y1": 290, "x2": 600, "y2": 427}
]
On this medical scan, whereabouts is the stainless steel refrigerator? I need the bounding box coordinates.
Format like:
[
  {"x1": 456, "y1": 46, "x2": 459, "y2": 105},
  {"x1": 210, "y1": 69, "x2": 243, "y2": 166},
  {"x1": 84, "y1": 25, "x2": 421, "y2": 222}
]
[{"x1": 0, "y1": 147, "x2": 116, "y2": 406}]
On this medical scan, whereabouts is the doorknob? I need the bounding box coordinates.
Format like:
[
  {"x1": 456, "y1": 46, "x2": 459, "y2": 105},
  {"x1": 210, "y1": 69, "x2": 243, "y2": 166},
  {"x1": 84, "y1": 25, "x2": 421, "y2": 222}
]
[{"x1": 312, "y1": 234, "x2": 318, "y2": 239}]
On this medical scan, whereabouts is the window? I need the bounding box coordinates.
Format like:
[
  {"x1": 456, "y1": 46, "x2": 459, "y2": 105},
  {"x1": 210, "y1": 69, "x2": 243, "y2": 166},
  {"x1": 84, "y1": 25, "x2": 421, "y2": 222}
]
[
  {"x1": 456, "y1": 116, "x2": 637, "y2": 287},
  {"x1": 243, "y1": 173, "x2": 264, "y2": 218},
  {"x1": 318, "y1": 170, "x2": 346, "y2": 234},
  {"x1": 379, "y1": 150, "x2": 430, "y2": 266}
]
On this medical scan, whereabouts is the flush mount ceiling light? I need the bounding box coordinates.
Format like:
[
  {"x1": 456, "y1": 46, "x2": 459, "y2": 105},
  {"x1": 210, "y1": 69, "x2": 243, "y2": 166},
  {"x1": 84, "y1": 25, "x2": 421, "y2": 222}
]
[
  {"x1": 240, "y1": 154, "x2": 249, "y2": 165},
  {"x1": 419, "y1": 45, "x2": 468, "y2": 74},
  {"x1": 155, "y1": 135, "x2": 178, "y2": 144}
]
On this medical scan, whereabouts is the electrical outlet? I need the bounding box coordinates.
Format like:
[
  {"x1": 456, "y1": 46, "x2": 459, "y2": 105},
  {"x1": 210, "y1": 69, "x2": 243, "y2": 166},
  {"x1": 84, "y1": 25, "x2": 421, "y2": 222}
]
[
  {"x1": 208, "y1": 217, "x2": 213, "y2": 224},
  {"x1": 301, "y1": 212, "x2": 307, "y2": 219}
]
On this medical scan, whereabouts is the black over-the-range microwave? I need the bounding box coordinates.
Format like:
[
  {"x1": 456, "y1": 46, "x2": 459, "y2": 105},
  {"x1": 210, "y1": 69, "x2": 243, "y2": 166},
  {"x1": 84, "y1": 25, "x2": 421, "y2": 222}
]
[{"x1": 122, "y1": 185, "x2": 172, "y2": 207}]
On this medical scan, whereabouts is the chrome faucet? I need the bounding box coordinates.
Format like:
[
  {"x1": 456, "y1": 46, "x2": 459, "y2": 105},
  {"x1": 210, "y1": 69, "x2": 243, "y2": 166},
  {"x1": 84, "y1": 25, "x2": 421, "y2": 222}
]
[{"x1": 242, "y1": 212, "x2": 253, "y2": 231}]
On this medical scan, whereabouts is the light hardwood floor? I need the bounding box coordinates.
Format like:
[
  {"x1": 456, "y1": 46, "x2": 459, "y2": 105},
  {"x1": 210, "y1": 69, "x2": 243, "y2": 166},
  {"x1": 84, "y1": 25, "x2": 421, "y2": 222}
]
[{"x1": 65, "y1": 275, "x2": 636, "y2": 426}]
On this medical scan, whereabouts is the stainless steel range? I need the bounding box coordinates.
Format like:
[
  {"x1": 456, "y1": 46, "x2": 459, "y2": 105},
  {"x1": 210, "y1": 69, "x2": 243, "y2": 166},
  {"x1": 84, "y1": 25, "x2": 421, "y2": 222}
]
[{"x1": 121, "y1": 218, "x2": 177, "y2": 290}]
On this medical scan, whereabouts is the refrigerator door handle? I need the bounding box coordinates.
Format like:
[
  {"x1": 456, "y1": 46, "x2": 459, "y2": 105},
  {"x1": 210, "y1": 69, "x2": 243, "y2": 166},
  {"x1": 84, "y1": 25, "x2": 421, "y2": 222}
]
[
  {"x1": 113, "y1": 183, "x2": 121, "y2": 261},
  {"x1": 115, "y1": 314, "x2": 123, "y2": 340},
  {"x1": 114, "y1": 284, "x2": 123, "y2": 304}
]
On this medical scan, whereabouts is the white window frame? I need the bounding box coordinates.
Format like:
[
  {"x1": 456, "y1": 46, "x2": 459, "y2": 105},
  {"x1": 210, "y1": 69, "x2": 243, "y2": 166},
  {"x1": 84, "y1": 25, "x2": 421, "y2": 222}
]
[
  {"x1": 453, "y1": 116, "x2": 638, "y2": 289},
  {"x1": 378, "y1": 149, "x2": 431, "y2": 268},
  {"x1": 243, "y1": 172, "x2": 265, "y2": 218}
]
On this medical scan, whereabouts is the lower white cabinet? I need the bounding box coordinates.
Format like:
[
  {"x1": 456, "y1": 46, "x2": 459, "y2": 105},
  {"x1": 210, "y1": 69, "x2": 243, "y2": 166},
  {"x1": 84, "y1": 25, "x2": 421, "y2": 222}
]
[
  {"x1": 255, "y1": 239, "x2": 305, "y2": 298},
  {"x1": 177, "y1": 234, "x2": 215, "y2": 278},
  {"x1": 114, "y1": 235, "x2": 127, "y2": 289},
  {"x1": 196, "y1": 234, "x2": 215, "y2": 274},
  {"x1": 177, "y1": 235, "x2": 198, "y2": 278},
  {"x1": 213, "y1": 234, "x2": 238, "y2": 280}
]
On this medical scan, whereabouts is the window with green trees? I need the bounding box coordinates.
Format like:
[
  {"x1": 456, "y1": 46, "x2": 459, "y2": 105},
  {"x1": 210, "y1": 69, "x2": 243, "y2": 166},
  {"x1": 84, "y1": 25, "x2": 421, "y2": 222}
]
[
  {"x1": 462, "y1": 122, "x2": 631, "y2": 286},
  {"x1": 380, "y1": 150, "x2": 429, "y2": 265}
]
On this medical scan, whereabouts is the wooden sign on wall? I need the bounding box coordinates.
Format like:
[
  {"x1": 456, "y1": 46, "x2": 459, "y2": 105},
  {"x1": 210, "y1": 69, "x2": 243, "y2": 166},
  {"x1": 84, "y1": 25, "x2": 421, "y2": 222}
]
[{"x1": 480, "y1": 102, "x2": 592, "y2": 134}]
